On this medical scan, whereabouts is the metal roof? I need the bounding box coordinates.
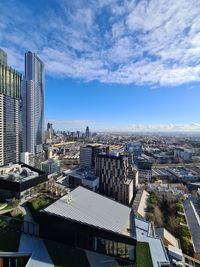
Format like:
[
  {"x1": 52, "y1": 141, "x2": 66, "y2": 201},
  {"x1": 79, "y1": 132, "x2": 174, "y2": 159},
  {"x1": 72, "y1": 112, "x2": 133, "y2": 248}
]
[
  {"x1": 135, "y1": 218, "x2": 169, "y2": 267},
  {"x1": 42, "y1": 186, "x2": 131, "y2": 236},
  {"x1": 184, "y1": 199, "x2": 200, "y2": 253}
]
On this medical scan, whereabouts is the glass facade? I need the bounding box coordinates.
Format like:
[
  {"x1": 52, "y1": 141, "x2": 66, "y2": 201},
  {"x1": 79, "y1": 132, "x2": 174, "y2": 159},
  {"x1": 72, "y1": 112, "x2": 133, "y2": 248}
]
[
  {"x1": 75, "y1": 233, "x2": 135, "y2": 262},
  {"x1": 22, "y1": 52, "x2": 44, "y2": 154},
  {"x1": 94, "y1": 237, "x2": 135, "y2": 261},
  {"x1": 0, "y1": 63, "x2": 21, "y2": 99},
  {"x1": 0, "y1": 48, "x2": 7, "y2": 65},
  {"x1": 3, "y1": 96, "x2": 19, "y2": 165},
  {"x1": 0, "y1": 49, "x2": 21, "y2": 166},
  {"x1": 39, "y1": 210, "x2": 137, "y2": 264}
]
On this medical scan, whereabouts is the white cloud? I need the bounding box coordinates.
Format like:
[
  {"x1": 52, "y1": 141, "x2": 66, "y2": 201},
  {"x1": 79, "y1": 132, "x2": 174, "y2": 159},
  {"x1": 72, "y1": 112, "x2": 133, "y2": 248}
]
[
  {"x1": 1, "y1": 0, "x2": 200, "y2": 86},
  {"x1": 130, "y1": 123, "x2": 200, "y2": 132}
]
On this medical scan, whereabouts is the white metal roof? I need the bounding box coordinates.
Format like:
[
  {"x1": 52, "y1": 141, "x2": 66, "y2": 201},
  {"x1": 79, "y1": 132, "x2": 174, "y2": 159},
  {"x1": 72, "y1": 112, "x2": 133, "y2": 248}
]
[
  {"x1": 135, "y1": 218, "x2": 169, "y2": 267},
  {"x1": 42, "y1": 186, "x2": 131, "y2": 236}
]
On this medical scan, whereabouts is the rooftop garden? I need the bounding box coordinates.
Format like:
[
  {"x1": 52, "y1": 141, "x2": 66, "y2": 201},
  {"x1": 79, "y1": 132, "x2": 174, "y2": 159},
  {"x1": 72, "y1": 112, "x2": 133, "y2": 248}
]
[
  {"x1": 146, "y1": 191, "x2": 193, "y2": 256},
  {"x1": 0, "y1": 198, "x2": 19, "y2": 213},
  {"x1": 135, "y1": 242, "x2": 153, "y2": 267},
  {"x1": 27, "y1": 195, "x2": 54, "y2": 221}
]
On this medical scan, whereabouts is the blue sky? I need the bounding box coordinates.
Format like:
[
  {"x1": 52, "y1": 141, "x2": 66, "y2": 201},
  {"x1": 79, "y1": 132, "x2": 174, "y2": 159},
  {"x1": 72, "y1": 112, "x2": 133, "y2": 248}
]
[{"x1": 1, "y1": 0, "x2": 200, "y2": 132}]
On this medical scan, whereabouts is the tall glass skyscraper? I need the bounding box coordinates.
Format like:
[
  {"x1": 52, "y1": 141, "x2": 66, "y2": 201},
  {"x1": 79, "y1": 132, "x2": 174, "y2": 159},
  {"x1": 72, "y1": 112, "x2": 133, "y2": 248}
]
[
  {"x1": 22, "y1": 51, "x2": 44, "y2": 155},
  {"x1": 0, "y1": 48, "x2": 21, "y2": 166},
  {"x1": 85, "y1": 126, "x2": 90, "y2": 139}
]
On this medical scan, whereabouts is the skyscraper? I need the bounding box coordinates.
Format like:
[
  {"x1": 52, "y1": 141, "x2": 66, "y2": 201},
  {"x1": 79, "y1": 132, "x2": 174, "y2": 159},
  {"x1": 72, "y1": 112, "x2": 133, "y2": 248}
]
[
  {"x1": 47, "y1": 122, "x2": 53, "y2": 131},
  {"x1": 0, "y1": 48, "x2": 21, "y2": 166},
  {"x1": 22, "y1": 51, "x2": 45, "y2": 155},
  {"x1": 46, "y1": 122, "x2": 53, "y2": 139},
  {"x1": 85, "y1": 126, "x2": 90, "y2": 139}
]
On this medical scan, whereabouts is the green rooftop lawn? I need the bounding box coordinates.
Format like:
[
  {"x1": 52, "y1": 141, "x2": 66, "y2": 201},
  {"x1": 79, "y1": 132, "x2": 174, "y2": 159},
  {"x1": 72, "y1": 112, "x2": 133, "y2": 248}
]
[
  {"x1": 29, "y1": 196, "x2": 53, "y2": 210},
  {"x1": 135, "y1": 242, "x2": 153, "y2": 267},
  {"x1": 44, "y1": 240, "x2": 91, "y2": 267},
  {"x1": 27, "y1": 195, "x2": 54, "y2": 221}
]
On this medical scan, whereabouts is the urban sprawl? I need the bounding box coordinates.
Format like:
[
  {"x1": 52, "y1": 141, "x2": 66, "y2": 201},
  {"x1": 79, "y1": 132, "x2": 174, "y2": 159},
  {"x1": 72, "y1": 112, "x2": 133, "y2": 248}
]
[{"x1": 0, "y1": 48, "x2": 200, "y2": 267}]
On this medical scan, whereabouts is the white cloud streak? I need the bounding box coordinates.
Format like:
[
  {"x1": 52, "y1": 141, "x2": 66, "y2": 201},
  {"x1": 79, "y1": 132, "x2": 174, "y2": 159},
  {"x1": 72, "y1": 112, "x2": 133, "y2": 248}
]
[{"x1": 1, "y1": 0, "x2": 200, "y2": 86}]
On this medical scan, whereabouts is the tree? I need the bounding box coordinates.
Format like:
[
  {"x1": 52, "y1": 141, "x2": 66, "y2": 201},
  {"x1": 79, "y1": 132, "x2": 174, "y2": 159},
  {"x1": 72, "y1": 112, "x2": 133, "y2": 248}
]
[
  {"x1": 146, "y1": 212, "x2": 153, "y2": 221},
  {"x1": 153, "y1": 206, "x2": 163, "y2": 227},
  {"x1": 11, "y1": 197, "x2": 19, "y2": 207},
  {"x1": 167, "y1": 215, "x2": 179, "y2": 236},
  {"x1": 147, "y1": 203, "x2": 155, "y2": 213}
]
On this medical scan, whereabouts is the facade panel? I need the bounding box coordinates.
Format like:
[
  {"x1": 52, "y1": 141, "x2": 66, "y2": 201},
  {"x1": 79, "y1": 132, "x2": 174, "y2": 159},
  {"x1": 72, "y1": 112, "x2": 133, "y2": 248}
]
[
  {"x1": 0, "y1": 49, "x2": 21, "y2": 166},
  {"x1": 22, "y1": 52, "x2": 44, "y2": 155}
]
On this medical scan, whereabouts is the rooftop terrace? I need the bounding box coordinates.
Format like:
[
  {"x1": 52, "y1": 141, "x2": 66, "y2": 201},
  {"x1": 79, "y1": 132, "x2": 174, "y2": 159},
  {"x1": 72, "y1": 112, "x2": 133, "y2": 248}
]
[{"x1": 0, "y1": 164, "x2": 39, "y2": 183}]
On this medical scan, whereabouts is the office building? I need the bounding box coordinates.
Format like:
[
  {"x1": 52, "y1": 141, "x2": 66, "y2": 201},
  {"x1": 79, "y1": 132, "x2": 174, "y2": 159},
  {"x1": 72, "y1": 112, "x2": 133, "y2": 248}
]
[
  {"x1": 46, "y1": 122, "x2": 53, "y2": 139},
  {"x1": 80, "y1": 146, "x2": 93, "y2": 169},
  {"x1": 137, "y1": 157, "x2": 152, "y2": 182},
  {"x1": 40, "y1": 159, "x2": 60, "y2": 175},
  {"x1": 20, "y1": 152, "x2": 31, "y2": 165},
  {"x1": 80, "y1": 145, "x2": 109, "y2": 169},
  {"x1": 22, "y1": 51, "x2": 44, "y2": 155},
  {"x1": 66, "y1": 167, "x2": 99, "y2": 191},
  {"x1": 95, "y1": 154, "x2": 135, "y2": 205},
  {"x1": 0, "y1": 48, "x2": 21, "y2": 166},
  {"x1": 85, "y1": 126, "x2": 90, "y2": 139},
  {"x1": 125, "y1": 142, "x2": 142, "y2": 160}
]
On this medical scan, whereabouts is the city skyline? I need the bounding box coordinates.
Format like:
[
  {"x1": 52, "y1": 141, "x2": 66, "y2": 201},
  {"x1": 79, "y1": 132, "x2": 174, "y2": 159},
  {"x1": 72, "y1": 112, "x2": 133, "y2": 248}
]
[{"x1": 1, "y1": 0, "x2": 200, "y2": 132}]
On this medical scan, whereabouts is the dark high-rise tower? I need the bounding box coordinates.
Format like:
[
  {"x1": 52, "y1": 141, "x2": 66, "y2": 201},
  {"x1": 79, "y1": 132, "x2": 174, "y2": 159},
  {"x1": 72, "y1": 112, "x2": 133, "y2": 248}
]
[
  {"x1": 0, "y1": 48, "x2": 21, "y2": 166},
  {"x1": 46, "y1": 122, "x2": 53, "y2": 139},
  {"x1": 85, "y1": 126, "x2": 90, "y2": 139}
]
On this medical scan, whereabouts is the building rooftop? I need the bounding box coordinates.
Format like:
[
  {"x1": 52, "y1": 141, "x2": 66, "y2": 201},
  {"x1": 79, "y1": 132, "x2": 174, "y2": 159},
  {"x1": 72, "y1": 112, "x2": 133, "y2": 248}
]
[
  {"x1": 68, "y1": 167, "x2": 99, "y2": 182},
  {"x1": 183, "y1": 199, "x2": 200, "y2": 253},
  {"x1": 0, "y1": 164, "x2": 39, "y2": 183},
  {"x1": 133, "y1": 190, "x2": 149, "y2": 218},
  {"x1": 42, "y1": 186, "x2": 132, "y2": 236},
  {"x1": 135, "y1": 218, "x2": 169, "y2": 267},
  {"x1": 167, "y1": 167, "x2": 199, "y2": 178},
  {"x1": 155, "y1": 228, "x2": 180, "y2": 248}
]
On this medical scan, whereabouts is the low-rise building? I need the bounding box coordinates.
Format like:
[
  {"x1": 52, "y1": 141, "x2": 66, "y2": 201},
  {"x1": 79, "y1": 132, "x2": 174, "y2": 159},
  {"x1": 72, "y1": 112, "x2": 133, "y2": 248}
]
[
  {"x1": 0, "y1": 163, "x2": 47, "y2": 199},
  {"x1": 38, "y1": 186, "x2": 170, "y2": 266},
  {"x1": 137, "y1": 157, "x2": 152, "y2": 182},
  {"x1": 39, "y1": 186, "x2": 137, "y2": 263},
  {"x1": 40, "y1": 159, "x2": 60, "y2": 175},
  {"x1": 67, "y1": 167, "x2": 99, "y2": 191},
  {"x1": 174, "y1": 147, "x2": 193, "y2": 161},
  {"x1": 167, "y1": 167, "x2": 200, "y2": 182},
  {"x1": 156, "y1": 228, "x2": 181, "y2": 249},
  {"x1": 133, "y1": 189, "x2": 149, "y2": 219}
]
